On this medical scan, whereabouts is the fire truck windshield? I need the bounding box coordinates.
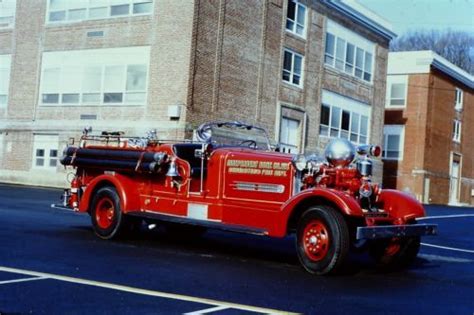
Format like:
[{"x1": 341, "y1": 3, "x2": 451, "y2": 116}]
[{"x1": 196, "y1": 121, "x2": 271, "y2": 150}]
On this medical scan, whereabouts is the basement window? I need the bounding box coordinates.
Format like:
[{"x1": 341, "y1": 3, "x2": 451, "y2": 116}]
[{"x1": 32, "y1": 135, "x2": 59, "y2": 171}]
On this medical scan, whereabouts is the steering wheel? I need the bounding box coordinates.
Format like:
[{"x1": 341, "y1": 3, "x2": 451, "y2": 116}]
[
  {"x1": 239, "y1": 139, "x2": 257, "y2": 148},
  {"x1": 196, "y1": 123, "x2": 212, "y2": 143}
]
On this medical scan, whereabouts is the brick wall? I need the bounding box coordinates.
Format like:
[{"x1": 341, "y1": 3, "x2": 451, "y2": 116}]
[
  {"x1": 384, "y1": 71, "x2": 474, "y2": 205},
  {"x1": 1, "y1": 0, "x2": 390, "y2": 187},
  {"x1": 0, "y1": 0, "x2": 195, "y2": 187},
  {"x1": 186, "y1": 0, "x2": 389, "y2": 184}
]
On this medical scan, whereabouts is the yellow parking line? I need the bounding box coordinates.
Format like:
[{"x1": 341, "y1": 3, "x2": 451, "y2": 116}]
[{"x1": 0, "y1": 266, "x2": 298, "y2": 315}]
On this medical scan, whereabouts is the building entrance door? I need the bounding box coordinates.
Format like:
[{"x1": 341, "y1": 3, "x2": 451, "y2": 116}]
[{"x1": 449, "y1": 160, "x2": 460, "y2": 205}]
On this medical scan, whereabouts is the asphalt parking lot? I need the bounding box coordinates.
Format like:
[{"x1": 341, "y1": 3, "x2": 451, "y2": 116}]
[{"x1": 0, "y1": 183, "x2": 473, "y2": 314}]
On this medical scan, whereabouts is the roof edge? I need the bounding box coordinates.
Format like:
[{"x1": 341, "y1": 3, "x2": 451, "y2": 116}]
[
  {"x1": 388, "y1": 51, "x2": 474, "y2": 89},
  {"x1": 322, "y1": 0, "x2": 397, "y2": 41}
]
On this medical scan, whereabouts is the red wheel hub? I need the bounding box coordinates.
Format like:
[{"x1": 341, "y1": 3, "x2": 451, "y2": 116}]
[
  {"x1": 302, "y1": 219, "x2": 330, "y2": 262},
  {"x1": 385, "y1": 242, "x2": 401, "y2": 256},
  {"x1": 95, "y1": 197, "x2": 115, "y2": 229}
]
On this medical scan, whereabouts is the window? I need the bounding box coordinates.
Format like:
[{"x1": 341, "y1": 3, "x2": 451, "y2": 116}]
[
  {"x1": 324, "y1": 20, "x2": 375, "y2": 83},
  {"x1": 282, "y1": 49, "x2": 303, "y2": 87},
  {"x1": 324, "y1": 33, "x2": 335, "y2": 65},
  {"x1": 0, "y1": 55, "x2": 12, "y2": 107},
  {"x1": 319, "y1": 90, "x2": 371, "y2": 144},
  {"x1": 46, "y1": 0, "x2": 153, "y2": 24},
  {"x1": 286, "y1": 0, "x2": 306, "y2": 37},
  {"x1": 382, "y1": 125, "x2": 404, "y2": 160},
  {"x1": 386, "y1": 75, "x2": 408, "y2": 107},
  {"x1": 0, "y1": 134, "x2": 3, "y2": 159},
  {"x1": 279, "y1": 117, "x2": 300, "y2": 153},
  {"x1": 453, "y1": 120, "x2": 461, "y2": 143},
  {"x1": 455, "y1": 88, "x2": 463, "y2": 111},
  {"x1": 39, "y1": 46, "x2": 150, "y2": 106},
  {"x1": 32, "y1": 135, "x2": 59, "y2": 170},
  {"x1": 0, "y1": 0, "x2": 16, "y2": 28}
]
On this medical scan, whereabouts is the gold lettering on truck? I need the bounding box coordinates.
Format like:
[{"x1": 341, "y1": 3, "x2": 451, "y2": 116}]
[{"x1": 226, "y1": 159, "x2": 289, "y2": 177}]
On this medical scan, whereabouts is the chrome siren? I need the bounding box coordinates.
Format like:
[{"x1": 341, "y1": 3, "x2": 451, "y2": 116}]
[{"x1": 324, "y1": 138, "x2": 356, "y2": 167}]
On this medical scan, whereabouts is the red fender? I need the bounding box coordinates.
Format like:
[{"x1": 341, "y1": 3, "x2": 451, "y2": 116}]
[
  {"x1": 78, "y1": 173, "x2": 141, "y2": 213},
  {"x1": 273, "y1": 188, "x2": 364, "y2": 237},
  {"x1": 376, "y1": 189, "x2": 426, "y2": 222},
  {"x1": 282, "y1": 188, "x2": 364, "y2": 216}
]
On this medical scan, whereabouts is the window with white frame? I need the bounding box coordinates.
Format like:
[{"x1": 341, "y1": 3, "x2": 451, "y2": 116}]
[
  {"x1": 0, "y1": 134, "x2": 4, "y2": 159},
  {"x1": 324, "y1": 20, "x2": 375, "y2": 83},
  {"x1": 455, "y1": 88, "x2": 463, "y2": 111},
  {"x1": 386, "y1": 75, "x2": 408, "y2": 107},
  {"x1": 0, "y1": 0, "x2": 16, "y2": 28},
  {"x1": 46, "y1": 0, "x2": 153, "y2": 24},
  {"x1": 279, "y1": 117, "x2": 301, "y2": 154},
  {"x1": 286, "y1": 0, "x2": 306, "y2": 37},
  {"x1": 0, "y1": 55, "x2": 12, "y2": 107},
  {"x1": 39, "y1": 46, "x2": 150, "y2": 106},
  {"x1": 382, "y1": 125, "x2": 404, "y2": 160},
  {"x1": 32, "y1": 135, "x2": 59, "y2": 170},
  {"x1": 282, "y1": 49, "x2": 303, "y2": 87},
  {"x1": 319, "y1": 90, "x2": 371, "y2": 144},
  {"x1": 453, "y1": 120, "x2": 461, "y2": 143}
]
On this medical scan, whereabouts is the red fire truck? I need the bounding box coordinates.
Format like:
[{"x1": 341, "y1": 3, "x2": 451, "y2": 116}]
[{"x1": 54, "y1": 121, "x2": 437, "y2": 275}]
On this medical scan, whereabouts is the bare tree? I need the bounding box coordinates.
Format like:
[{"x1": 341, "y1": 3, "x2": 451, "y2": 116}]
[{"x1": 391, "y1": 30, "x2": 474, "y2": 74}]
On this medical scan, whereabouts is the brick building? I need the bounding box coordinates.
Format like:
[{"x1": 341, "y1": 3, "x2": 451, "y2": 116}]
[
  {"x1": 0, "y1": 0, "x2": 394, "y2": 187},
  {"x1": 384, "y1": 51, "x2": 474, "y2": 205}
]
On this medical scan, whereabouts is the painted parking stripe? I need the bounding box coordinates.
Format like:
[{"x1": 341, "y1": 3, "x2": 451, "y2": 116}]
[
  {"x1": 0, "y1": 276, "x2": 47, "y2": 285},
  {"x1": 184, "y1": 305, "x2": 230, "y2": 315},
  {"x1": 0, "y1": 266, "x2": 297, "y2": 315},
  {"x1": 417, "y1": 214, "x2": 474, "y2": 220},
  {"x1": 421, "y1": 243, "x2": 474, "y2": 254}
]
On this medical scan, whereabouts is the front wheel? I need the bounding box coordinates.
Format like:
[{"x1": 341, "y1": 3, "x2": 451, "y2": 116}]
[
  {"x1": 90, "y1": 186, "x2": 138, "y2": 240},
  {"x1": 296, "y1": 206, "x2": 350, "y2": 275}
]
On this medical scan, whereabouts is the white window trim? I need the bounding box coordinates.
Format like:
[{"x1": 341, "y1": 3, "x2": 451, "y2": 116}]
[
  {"x1": 45, "y1": 0, "x2": 154, "y2": 25},
  {"x1": 386, "y1": 75, "x2": 408, "y2": 108},
  {"x1": 455, "y1": 88, "x2": 463, "y2": 111},
  {"x1": 319, "y1": 90, "x2": 371, "y2": 145},
  {"x1": 0, "y1": 54, "x2": 12, "y2": 108},
  {"x1": 453, "y1": 120, "x2": 462, "y2": 143},
  {"x1": 285, "y1": 0, "x2": 307, "y2": 39},
  {"x1": 324, "y1": 19, "x2": 375, "y2": 84},
  {"x1": 382, "y1": 125, "x2": 405, "y2": 161},
  {"x1": 279, "y1": 116, "x2": 301, "y2": 154},
  {"x1": 0, "y1": 134, "x2": 4, "y2": 159},
  {"x1": 282, "y1": 48, "x2": 304, "y2": 88},
  {"x1": 0, "y1": 0, "x2": 16, "y2": 29},
  {"x1": 32, "y1": 134, "x2": 59, "y2": 171},
  {"x1": 39, "y1": 46, "x2": 150, "y2": 107}
]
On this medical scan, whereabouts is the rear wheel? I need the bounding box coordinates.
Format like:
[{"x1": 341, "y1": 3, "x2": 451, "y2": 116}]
[
  {"x1": 369, "y1": 236, "x2": 420, "y2": 269},
  {"x1": 90, "y1": 186, "x2": 139, "y2": 239},
  {"x1": 296, "y1": 206, "x2": 350, "y2": 275}
]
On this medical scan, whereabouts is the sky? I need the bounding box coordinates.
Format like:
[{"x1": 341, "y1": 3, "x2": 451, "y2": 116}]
[{"x1": 356, "y1": 0, "x2": 474, "y2": 36}]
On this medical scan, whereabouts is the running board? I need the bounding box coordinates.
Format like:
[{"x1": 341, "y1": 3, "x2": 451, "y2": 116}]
[
  {"x1": 127, "y1": 211, "x2": 269, "y2": 236},
  {"x1": 50, "y1": 204, "x2": 77, "y2": 212}
]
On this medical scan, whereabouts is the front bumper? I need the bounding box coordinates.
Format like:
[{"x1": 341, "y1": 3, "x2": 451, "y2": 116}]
[{"x1": 356, "y1": 223, "x2": 437, "y2": 240}]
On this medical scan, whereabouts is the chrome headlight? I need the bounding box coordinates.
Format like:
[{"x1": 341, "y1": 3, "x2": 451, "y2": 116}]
[
  {"x1": 307, "y1": 154, "x2": 327, "y2": 173},
  {"x1": 292, "y1": 154, "x2": 307, "y2": 171}
]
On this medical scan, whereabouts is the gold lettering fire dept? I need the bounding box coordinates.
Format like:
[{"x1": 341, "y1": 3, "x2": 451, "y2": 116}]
[{"x1": 227, "y1": 159, "x2": 289, "y2": 177}]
